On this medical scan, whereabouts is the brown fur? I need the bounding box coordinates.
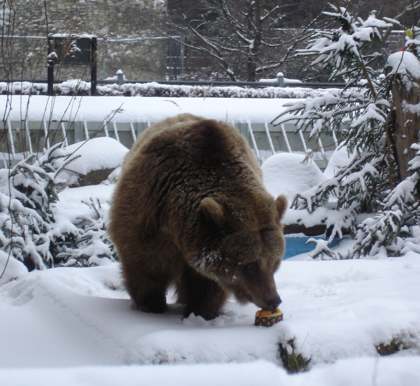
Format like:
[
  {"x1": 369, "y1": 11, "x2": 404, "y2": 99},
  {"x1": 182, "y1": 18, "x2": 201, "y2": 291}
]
[{"x1": 109, "y1": 114, "x2": 287, "y2": 320}]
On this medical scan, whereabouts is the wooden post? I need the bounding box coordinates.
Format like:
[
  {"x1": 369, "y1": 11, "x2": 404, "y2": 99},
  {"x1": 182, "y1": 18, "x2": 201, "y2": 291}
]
[
  {"x1": 90, "y1": 37, "x2": 97, "y2": 96},
  {"x1": 47, "y1": 36, "x2": 55, "y2": 96},
  {"x1": 392, "y1": 74, "x2": 420, "y2": 180}
]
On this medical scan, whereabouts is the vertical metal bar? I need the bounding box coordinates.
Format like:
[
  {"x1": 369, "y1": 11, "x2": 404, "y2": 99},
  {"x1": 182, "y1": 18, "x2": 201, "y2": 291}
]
[
  {"x1": 298, "y1": 129, "x2": 308, "y2": 152},
  {"x1": 247, "y1": 120, "x2": 260, "y2": 161},
  {"x1": 103, "y1": 121, "x2": 109, "y2": 137},
  {"x1": 83, "y1": 121, "x2": 90, "y2": 140},
  {"x1": 264, "y1": 122, "x2": 275, "y2": 154},
  {"x1": 318, "y1": 136, "x2": 326, "y2": 158},
  {"x1": 43, "y1": 119, "x2": 50, "y2": 148},
  {"x1": 24, "y1": 119, "x2": 33, "y2": 153},
  {"x1": 331, "y1": 128, "x2": 338, "y2": 147},
  {"x1": 61, "y1": 122, "x2": 68, "y2": 146},
  {"x1": 7, "y1": 119, "x2": 16, "y2": 158},
  {"x1": 280, "y1": 124, "x2": 292, "y2": 152},
  {"x1": 112, "y1": 121, "x2": 120, "y2": 142},
  {"x1": 129, "y1": 121, "x2": 137, "y2": 143}
]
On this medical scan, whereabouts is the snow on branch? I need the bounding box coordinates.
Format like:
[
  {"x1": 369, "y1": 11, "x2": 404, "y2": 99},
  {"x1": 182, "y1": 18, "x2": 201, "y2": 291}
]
[
  {"x1": 352, "y1": 143, "x2": 420, "y2": 257},
  {"x1": 386, "y1": 51, "x2": 420, "y2": 89},
  {"x1": 306, "y1": 238, "x2": 337, "y2": 260},
  {"x1": 0, "y1": 145, "x2": 116, "y2": 272},
  {"x1": 273, "y1": 4, "x2": 419, "y2": 257}
]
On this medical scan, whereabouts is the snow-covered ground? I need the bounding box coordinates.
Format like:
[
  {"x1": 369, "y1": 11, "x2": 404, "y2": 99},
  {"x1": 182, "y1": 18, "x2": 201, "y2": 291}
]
[
  {"x1": 1, "y1": 181, "x2": 420, "y2": 383},
  {"x1": 1, "y1": 357, "x2": 419, "y2": 386},
  {"x1": 1, "y1": 252, "x2": 419, "y2": 380},
  {"x1": 1, "y1": 135, "x2": 419, "y2": 385}
]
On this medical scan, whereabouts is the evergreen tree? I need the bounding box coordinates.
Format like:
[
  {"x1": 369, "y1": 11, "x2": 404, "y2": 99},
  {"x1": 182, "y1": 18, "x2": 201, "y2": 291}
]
[
  {"x1": 56, "y1": 198, "x2": 116, "y2": 267},
  {"x1": 0, "y1": 144, "x2": 66, "y2": 269},
  {"x1": 0, "y1": 144, "x2": 116, "y2": 271},
  {"x1": 273, "y1": 5, "x2": 420, "y2": 257}
]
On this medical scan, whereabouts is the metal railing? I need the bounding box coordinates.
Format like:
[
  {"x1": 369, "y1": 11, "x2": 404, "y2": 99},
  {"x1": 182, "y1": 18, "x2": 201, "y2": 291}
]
[{"x1": 0, "y1": 117, "x2": 338, "y2": 168}]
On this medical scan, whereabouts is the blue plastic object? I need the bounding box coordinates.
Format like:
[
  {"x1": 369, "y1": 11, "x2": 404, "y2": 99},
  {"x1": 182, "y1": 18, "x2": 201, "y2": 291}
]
[{"x1": 283, "y1": 234, "x2": 340, "y2": 259}]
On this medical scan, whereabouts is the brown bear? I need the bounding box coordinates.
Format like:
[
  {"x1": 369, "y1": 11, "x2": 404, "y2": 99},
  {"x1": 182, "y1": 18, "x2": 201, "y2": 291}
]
[{"x1": 109, "y1": 114, "x2": 287, "y2": 320}]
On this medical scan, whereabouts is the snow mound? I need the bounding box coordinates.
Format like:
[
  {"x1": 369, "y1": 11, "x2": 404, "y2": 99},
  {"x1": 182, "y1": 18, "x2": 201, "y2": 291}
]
[
  {"x1": 0, "y1": 251, "x2": 28, "y2": 285},
  {"x1": 57, "y1": 137, "x2": 128, "y2": 186},
  {"x1": 262, "y1": 152, "x2": 325, "y2": 201},
  {"x1": 63, "y1": 137, "x2": 128, "y2": 175}
]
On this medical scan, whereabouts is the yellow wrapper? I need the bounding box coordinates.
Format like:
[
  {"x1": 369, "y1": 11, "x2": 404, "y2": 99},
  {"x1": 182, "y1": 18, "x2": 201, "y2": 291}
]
[{"x1": 254, "y1": 308, "x2": 283, "y2": 327}]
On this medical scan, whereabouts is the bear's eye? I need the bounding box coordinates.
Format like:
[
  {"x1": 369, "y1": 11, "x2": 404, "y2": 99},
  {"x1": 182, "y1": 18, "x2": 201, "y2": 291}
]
[{"x1": 241, "y1": 261, "x2": 258, "y2": 276}]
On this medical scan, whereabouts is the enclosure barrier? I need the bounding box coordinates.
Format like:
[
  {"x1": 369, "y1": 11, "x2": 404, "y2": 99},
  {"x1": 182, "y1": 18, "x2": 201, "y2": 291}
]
[{"x1": 0, "y1": 118, "x2": 338, "y2": 168}]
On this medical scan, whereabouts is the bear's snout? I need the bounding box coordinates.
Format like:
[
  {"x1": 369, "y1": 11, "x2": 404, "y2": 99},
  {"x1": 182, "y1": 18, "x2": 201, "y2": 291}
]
[
  {"x1": 247, "y1": 275, "x2": 281, "y2": 311},
  {"x1": 263, "y1": 294, "x2": 282, "y2": 311}
]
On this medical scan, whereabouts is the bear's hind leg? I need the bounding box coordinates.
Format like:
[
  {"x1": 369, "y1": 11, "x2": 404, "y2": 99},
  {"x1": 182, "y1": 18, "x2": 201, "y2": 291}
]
[{"x1": 177, "y1": 265, "x2": 227, "y2": 320}]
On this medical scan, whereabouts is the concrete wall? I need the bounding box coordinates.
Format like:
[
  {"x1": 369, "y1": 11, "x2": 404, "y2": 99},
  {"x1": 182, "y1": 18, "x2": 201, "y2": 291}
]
[{"x1": 0, "y1": 0, "x2": 168, "y2": 81}]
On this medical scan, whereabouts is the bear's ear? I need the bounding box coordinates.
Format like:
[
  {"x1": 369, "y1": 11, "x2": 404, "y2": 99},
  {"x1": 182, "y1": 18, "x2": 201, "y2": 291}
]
[
  {"x1": 275, "y1": 195, "x2": 288, "y2": 220},
  {"x1": 199, "y1": 197, "x2": 224, "y2": 226}
]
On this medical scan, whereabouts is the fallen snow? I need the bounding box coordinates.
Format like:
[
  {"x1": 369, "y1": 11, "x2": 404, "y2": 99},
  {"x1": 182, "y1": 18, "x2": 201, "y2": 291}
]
[
  {"x1": 262, "y1": 152, "x2": 325, "y2": 202},
  {"x1": 62, "y1": 137, "x2": 128, "y2": 176},
  {"x1": 0, "y1": 80, "x2": 335, "y2": 98},
  {"x1": 55, "y1": 184, "x2": 114, "y2": 223},
  {"x1": 1, "y1": 254, "x2": 419, "y2": 370},
  {"x1": 0, "y1": 357, "x2": 419, "y2": 386},
  {"x1": 0, "y1": 251, "x2": 28, "y2": 286},
  {"x1": 1, "y1": 126, "x2": 420, "y2": 383},
  {"x1": 403, "y1": 101, "x2": 420, "y2": 115},
  {"x1": 324, "y1": 145, "x2": 351, "y2": 178},
  {"x1": 1, "y1": 176, "x2": 420, "y2": 383},
  {"x1": 387, "y1": 51, "x2": 420, "y2": 80},
  {"x1": 1, "y1": 95, "x2": 295, "y2": 124}
]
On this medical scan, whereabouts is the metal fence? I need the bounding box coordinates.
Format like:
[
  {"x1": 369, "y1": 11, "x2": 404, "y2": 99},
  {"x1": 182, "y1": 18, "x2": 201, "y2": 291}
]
[{"x1": 0, "y1": 117, "x2": 338, "y2": 168}]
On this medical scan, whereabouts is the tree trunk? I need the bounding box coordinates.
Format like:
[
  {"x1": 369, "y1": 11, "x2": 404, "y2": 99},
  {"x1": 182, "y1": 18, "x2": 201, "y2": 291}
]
[
  {"x1": 246, "y1": 0, "x2": 261, "y2": 82},
  {"x1": 392, "y1": 75, "x2": 420, "y2": 180}
]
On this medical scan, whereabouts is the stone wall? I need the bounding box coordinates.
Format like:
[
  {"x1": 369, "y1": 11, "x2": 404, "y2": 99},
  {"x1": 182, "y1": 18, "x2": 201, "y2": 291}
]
[{"x1": 0, "y1": 0, "x2": 169, "y2": 81}]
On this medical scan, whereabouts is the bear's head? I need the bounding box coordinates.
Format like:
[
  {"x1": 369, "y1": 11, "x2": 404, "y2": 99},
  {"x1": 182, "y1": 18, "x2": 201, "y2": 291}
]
[{"x1": 193, "y1": 192, "x2": 287, "y2": 311}]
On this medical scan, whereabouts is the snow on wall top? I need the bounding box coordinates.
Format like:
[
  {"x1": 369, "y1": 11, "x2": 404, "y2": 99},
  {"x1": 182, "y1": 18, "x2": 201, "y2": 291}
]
[
  {"x1": 1, "y1": 95, "x2": 296, "y2": 124},
  {"x1": 0, "y1": 81, "x2": 337, "y2": 98}
]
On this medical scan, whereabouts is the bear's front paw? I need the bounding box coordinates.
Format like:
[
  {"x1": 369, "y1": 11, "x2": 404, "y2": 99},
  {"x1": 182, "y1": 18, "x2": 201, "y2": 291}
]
[
  {"x1": 135, "y1": 293, "x2": 167, "y2": 314},
  {"x1": 183, "y1": 306, "x2": 220, "y2": 321}
]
